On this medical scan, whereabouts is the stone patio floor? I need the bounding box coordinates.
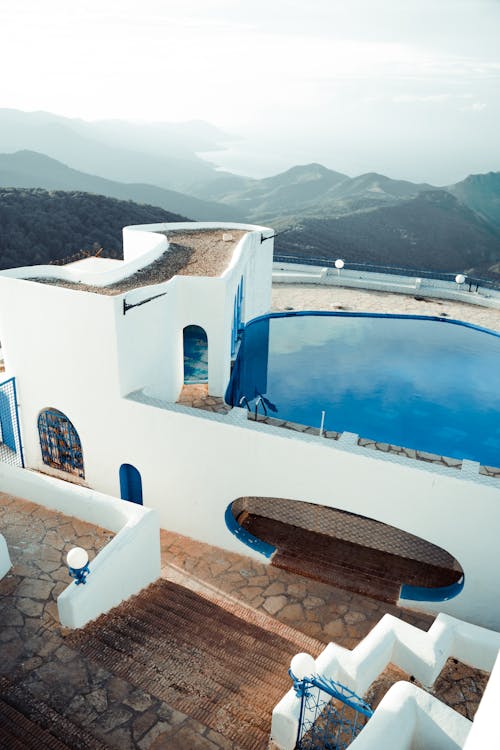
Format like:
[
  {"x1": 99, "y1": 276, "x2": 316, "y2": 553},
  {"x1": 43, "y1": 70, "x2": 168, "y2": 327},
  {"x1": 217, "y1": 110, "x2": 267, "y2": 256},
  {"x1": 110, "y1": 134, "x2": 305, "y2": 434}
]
[{"x1": 0, "y1": 493, "x2": 490, "y2": 748}]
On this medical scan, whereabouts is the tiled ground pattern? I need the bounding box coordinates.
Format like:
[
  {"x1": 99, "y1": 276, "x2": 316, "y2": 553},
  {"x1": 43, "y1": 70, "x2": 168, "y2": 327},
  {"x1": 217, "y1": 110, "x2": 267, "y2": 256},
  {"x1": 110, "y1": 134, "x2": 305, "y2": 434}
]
[
  {"x1": 160, "y1": 530, "x2": 433, "y2": 649},
  {"x1": 0, "y1": 495, "x2": 490, "y2": 749},
  {"x1": 177, "y1": 384, "x2": 231, "y2": 414},
  {"x1": 0, "y1": 495, "x2": 236, "y2": 749}
]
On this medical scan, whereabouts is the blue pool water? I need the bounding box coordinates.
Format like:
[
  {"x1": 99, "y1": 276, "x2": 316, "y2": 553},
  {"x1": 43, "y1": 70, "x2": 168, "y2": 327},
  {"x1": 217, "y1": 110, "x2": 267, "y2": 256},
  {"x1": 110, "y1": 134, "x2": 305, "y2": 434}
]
[{"x1": 226, "y1": 313, "x2": 500, "y2": 466}]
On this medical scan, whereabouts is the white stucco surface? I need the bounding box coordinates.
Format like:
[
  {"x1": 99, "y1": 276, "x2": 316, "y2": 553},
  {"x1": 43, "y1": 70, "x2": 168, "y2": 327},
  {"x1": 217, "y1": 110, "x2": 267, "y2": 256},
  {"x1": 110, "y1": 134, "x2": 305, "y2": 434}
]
[
  {"x1": 0, "y1": 464, "x2": 160, "y2": 628},
  {"x1": 0, "y1": 222, "x2": 499, "y2": 631},
  {"x1": 0, "y1": 532, "x2": 11, "y2": 580},
  {"x1": 272, "y1": 612, "x2": 500, "y2": 750}
]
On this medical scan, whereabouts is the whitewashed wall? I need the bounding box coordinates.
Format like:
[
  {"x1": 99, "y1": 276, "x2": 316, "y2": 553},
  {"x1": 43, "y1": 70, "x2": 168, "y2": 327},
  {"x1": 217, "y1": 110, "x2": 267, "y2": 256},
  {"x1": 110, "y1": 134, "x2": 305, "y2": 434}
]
[
  {"x1": 0, "y1": 533, "x2": 11, "y2": 580},
  {"x1": 0, "y1": 463, "x2": 160, "y2": 628},
  {"x1": 1, "y1": 223, "x2": 500, "y2": 630}
]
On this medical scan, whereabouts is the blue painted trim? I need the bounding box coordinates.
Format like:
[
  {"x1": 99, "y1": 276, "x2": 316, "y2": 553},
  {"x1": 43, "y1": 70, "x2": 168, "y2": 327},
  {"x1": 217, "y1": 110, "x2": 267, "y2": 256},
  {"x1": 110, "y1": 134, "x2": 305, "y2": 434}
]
[
  {"x1": 245, "y1": 310, "x2": 500, "y2": 338},
  {"x1": 224, "y1": 503, "x2": 276, "y2": 558},
  {"x1": 0, "y1": 376, "x2": 25, "y2": 467},
  {"x1": 400, "y1": 575, "x2": 465, "y2": 602},
  {"x1": 11, "y1": 377, "x2": 25, "y2": 468}
]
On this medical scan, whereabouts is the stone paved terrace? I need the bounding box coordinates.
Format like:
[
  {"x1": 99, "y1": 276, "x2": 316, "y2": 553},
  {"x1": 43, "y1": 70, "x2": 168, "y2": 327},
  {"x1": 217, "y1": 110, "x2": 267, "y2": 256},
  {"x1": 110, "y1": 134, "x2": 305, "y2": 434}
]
[
  {"x1": 271, "y1": 282, "x2": 500, "y2": 332},
  {"x1": 0, "y1": 494, "x2": 491, "y2": 748}
]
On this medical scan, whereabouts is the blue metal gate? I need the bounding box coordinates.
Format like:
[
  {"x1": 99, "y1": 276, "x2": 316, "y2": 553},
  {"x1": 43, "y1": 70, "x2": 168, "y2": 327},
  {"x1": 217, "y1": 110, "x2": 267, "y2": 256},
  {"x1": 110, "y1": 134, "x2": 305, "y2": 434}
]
[
  {"x1": 291, "y1": 671, "x2": 373, "y2": 750},
  {"x1": 0, "y1": 377, "x2": 24, "y2": 467}
]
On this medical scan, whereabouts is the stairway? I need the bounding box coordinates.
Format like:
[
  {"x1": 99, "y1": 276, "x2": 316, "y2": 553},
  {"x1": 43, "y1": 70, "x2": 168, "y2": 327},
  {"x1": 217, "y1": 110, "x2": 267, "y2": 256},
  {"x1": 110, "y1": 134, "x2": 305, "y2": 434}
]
[
  {"x1": 0, "y1": 677, "x2": 109, "y2": 750},
  {"x1": 68, "y1": 579, "x2": 322, "y2": 750},
  {"x1": 241, "y1": 514, "x2": 461, "y2": 604}
]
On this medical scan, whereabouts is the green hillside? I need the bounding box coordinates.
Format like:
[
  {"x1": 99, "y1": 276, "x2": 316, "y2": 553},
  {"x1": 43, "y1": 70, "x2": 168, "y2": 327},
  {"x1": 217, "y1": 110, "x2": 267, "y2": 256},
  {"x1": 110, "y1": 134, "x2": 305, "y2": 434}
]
[
  {"x1": 273, "y1": 190, "x2": 500, "y2": 277},
  {"x1": 0, "y1": 188, "x2": 190, "y2": 270}
]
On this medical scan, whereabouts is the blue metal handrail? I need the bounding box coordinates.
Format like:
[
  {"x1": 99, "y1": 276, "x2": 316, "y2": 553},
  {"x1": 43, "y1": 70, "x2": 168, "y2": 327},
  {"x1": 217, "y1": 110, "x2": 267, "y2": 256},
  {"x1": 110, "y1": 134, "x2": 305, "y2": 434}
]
[{"x1": 274, "y1": 254, "x2": 500, "y2": 291}]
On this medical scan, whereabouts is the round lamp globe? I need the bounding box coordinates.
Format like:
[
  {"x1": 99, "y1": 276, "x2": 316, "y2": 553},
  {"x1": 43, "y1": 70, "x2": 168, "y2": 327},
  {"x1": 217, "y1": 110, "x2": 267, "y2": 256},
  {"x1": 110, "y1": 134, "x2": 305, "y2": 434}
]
[{"x1": 66, "y1": 547, "x2": 89, "y2": 570}]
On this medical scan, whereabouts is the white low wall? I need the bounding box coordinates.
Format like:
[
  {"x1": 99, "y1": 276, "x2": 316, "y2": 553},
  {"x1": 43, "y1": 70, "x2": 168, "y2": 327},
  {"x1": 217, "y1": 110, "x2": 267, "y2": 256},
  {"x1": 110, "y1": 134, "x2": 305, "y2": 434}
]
[
  {"x1": 464, "y1": 651, "x2": 500, "y2": 749},
  {"x1": 0, "y1": 464, "x2": 161, "y2": 628},
  {"x1": 349, "y1": 681, "x2": 471, "y2": 750},
  {"x1": 271, "y1": 612, "x2": 500, "y2": 750},
  {"x1": 0, "y1": 229, "x2": 168, "y2": 288},
  {"x1": 0, "y1": 532, "x2": 11, "y2": 580},
  {"x1": 273, "y1": 263, "x2": 500, "y2": 310}
]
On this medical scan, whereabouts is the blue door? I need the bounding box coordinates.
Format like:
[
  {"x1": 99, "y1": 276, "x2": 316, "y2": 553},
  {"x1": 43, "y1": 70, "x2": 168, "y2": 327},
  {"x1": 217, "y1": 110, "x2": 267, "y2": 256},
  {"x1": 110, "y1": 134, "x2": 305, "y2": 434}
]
[{"x1": 119, "y1": 463, "x2": 143, "y2": 505}]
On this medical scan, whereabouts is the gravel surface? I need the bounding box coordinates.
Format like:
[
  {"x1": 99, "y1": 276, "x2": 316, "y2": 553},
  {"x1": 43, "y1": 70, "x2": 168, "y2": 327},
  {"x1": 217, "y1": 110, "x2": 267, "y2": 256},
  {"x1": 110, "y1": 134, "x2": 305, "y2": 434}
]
[
  {"x1": 272, "y1": 283, "x2": 500, "y2": 332},
  {"x1": 30, "y1": 229, "x2": 247, "y2": 295}
]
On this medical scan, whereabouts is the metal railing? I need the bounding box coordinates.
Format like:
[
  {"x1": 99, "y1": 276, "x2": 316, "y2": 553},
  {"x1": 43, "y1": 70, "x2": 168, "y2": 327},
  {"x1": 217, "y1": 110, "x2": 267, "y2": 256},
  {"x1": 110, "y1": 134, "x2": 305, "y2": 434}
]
[
  {"x1": 273, "y1": 254, "x2": 500, "y2": 292},
  {"x1": 290, "y1": 669, "x2": 373, "y2": 749}
]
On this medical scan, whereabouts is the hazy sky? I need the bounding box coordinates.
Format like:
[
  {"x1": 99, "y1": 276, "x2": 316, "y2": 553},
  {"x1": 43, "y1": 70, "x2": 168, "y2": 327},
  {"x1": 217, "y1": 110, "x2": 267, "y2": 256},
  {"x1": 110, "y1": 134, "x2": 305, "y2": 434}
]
[{"x1": 1, "y1": 0, "x2": 499, "y2": 183}]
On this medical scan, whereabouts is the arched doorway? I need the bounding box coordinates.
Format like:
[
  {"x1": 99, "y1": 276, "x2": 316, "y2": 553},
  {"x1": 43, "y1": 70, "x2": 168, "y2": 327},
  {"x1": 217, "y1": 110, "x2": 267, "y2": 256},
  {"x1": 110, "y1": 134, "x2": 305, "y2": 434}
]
[
  {"x1": 183, "y1": 325, "x2": 208, "y2": 384},
  {"x1": 226, "y1": 497, "x2": 463, "y2": 604},
  {"x1": 38, "y1": 408, "x2": 84, "y2": 478},
  {"x1": 119, "y1": 463, "x2": 143, "y2": 505}
]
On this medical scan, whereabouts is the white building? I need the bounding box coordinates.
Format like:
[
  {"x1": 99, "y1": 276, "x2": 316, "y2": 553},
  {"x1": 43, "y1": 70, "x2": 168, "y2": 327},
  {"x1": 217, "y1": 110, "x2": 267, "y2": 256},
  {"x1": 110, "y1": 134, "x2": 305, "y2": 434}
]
[{"x1": 0, "y1": 221, "x2": 499, "y2": 631}]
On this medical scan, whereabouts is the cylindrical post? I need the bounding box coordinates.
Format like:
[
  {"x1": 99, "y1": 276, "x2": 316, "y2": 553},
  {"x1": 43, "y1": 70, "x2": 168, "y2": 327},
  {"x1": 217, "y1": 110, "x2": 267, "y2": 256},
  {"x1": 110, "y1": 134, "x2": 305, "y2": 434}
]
[{"x1": 319, "y1": 410, "x2": 326, "y2": 437}]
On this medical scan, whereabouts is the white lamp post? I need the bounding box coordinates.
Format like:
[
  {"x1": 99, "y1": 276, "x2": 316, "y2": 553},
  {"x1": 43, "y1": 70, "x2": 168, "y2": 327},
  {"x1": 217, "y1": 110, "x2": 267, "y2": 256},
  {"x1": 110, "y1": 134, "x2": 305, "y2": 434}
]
[
  {"x1": 290, "y1": 652, "x2": 316, "y2": 681},
  {"x1": 66, "y1": 546, "x2": 90, "y2": 585},
  {"x1": 455, "y1": 274, "x2": 466, "y2": 290},
  {"x1": 334, "y1": 259, "x2": 345, "y2": 277}
]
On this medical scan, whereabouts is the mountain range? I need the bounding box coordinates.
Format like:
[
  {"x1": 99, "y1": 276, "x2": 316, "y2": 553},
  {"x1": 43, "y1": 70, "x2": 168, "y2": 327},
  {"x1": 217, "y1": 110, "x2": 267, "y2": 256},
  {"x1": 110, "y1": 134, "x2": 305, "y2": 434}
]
[{"x1": 0, "y1": 109, "x2": 499, "y2": 276}]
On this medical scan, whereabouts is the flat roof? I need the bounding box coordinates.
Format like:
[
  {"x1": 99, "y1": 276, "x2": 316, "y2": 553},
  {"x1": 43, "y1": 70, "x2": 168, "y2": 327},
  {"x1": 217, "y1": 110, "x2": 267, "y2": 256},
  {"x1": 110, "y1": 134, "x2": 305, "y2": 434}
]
[{"x1": 29, "y1": 229, "x2": 247, "y2": 295}]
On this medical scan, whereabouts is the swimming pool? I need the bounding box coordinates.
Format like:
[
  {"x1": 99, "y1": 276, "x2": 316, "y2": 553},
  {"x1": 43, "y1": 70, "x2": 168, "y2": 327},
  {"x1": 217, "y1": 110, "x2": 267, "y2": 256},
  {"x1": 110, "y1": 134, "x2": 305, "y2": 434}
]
[{"x1": 226, "y1": 312, "x2": 500, "y2": 467}]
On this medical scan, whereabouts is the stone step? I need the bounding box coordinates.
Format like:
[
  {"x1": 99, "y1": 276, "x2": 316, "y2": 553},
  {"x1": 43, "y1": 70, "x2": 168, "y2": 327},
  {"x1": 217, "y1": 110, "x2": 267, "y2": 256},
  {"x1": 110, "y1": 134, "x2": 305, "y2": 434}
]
[
  {"x1": 69, "y1": 579, "x2": 320, "y2": 750},
  {"x1": 242, "y1": 514, "x2": 460, "y2": 603}
]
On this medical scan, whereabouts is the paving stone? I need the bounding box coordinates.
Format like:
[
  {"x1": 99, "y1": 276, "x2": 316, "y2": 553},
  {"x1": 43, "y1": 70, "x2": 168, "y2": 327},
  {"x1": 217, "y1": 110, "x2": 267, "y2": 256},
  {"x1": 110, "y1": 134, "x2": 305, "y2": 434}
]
[
  {"x1": 138, "y1": 721, "x2": 180, "y2": 749},
  {"x1": 240, "y1": 585, "x2": 264, "y2": 601},
  {"x1": 263, "y1": 582, "x2": 286, "y2": 597},
  {"x1": 16, "y1": 597, "x2": 44, "y2": 617},
  {"x1": 86, "y1": 687, "x2": 108, "y2": 713},
  {"x1": 279, "y1": 603, "x2": 304, "y2": 622},
  {"x1": 263, "y1": 595, "x2": 288, "y2": 615},
  {"x1": 101, "y1": 726, "x2": 136, "y2": 749},
  {"x1": 95, "y1": 704, "x2": 133, "y2": 732},
  {"x1": 303, "y1": 596, "x2": 325, "y2": 609},
  {"x1": 124, "y1": 688, "x2": 154, "y2": 713},
  {"x1": 133, "y1": 707, "x2": 159, "y2": 740},
  {"x1": 324, "y1": 619, "x2": 345, "y2": 639},
  {"x1": 16, "y1": 577, "x2": 54, "y2": 600},
  {"x1": 344, "y1": 611, "x2": 367, "y2": 625}
]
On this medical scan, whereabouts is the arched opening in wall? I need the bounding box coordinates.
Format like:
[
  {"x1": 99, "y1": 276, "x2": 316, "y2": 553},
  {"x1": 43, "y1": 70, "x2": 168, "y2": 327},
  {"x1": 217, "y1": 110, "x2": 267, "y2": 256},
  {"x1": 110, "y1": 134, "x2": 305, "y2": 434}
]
[
  {"x1": 119, "y1": 463, "x2": 143, "y2": 505},
  {"x1": 183, "y1": 325, "x2": 208, "y2": 384},
  {"x1": 38, "y1": 408, "x2": 84, "y2": 478},
  {"x1": 226, "y1": 497, "x2": 464, "y2": 605}
]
